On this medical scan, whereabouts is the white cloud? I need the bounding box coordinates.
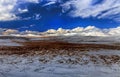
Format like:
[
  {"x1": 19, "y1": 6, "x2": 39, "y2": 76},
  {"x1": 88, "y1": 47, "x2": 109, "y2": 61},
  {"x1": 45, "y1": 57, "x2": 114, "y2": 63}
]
[
  {"x1": 42, "y1": 1, "x2": 56, "y2": 7},
  {"x1": 45, "y1": 26, "x2": 106, "y2": 36},
  {"x1": 108, "y1": 27, "x2": 120, "y2": 35},
  {"x1": 62, "y1": 0, "x2": 120, "y2": 22},
  {"x1": 3, "y1": 29, "x2": 19, "y2": 35},
  {"x1": 0, "y1": 25, "x2": 120, "y2": 36},
  {"x1": 45, "y1": 26, "x2": 120, "y2": 36},
  {"x1": 17, "y1": 0, "x2": 39, "y2": 3},
  {"x1": 1, "y1": 0, "x2": 119, "y2": 22},
  {"x1": 18, "y1": 8, "x2": 28, "y2": 13},
  {"x1": 0, "y1": 0, "x2": 17, "y2": 21},
  {"x1": 0, "y1": 0, "x2": 39, "y2": 21}
]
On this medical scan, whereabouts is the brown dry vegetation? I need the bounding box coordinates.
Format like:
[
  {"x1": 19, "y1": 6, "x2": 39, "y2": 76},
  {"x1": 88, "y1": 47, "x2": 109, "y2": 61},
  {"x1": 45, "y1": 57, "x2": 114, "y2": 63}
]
[
  {"x1": 0, "y1": 40, "x2": 120, "y2": 65},
  {"x1": 0, "y1": 40, "x2": 120, "y2": 55}
]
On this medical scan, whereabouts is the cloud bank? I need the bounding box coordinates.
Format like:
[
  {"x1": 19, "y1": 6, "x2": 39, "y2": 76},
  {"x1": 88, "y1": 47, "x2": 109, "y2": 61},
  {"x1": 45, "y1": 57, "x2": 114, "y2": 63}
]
[
  {"x1": 0, "y1": 26, "x2": 120, "y2": 37},
  {"x1": 45, "y1": 26, "x2": 120, "y2": 36}
]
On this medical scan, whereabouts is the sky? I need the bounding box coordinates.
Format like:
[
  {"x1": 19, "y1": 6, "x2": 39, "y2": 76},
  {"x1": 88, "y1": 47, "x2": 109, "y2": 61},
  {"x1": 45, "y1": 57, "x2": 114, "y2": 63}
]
[{"x1": 0, "y1": 0, "x2": 120, "y2": 32}]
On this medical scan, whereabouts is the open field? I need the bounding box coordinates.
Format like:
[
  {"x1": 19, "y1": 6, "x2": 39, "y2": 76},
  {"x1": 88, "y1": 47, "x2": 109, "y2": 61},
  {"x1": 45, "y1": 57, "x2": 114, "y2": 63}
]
[
  {"x1": 0, "y1": 40, "x2": 120, "y2": 55},
  {"x1": 0, "y1": 36, "x2": 120, "y2": 77}
]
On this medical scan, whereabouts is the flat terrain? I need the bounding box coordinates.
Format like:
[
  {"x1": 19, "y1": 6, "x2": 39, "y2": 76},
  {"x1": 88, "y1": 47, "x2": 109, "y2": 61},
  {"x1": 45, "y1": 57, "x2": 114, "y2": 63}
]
[
  {"x1": 0, "y1": 36, "x2": 120, "y2": 77},
  {"x1": 0, "y1": 40, "x2": 120, "y2": 55}
]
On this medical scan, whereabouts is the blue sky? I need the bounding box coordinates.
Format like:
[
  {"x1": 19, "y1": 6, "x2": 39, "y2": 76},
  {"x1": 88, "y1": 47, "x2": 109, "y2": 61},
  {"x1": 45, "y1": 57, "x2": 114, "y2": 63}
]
[{"x1": 0, "y1": 0, "x2": 120, "y2": 32}]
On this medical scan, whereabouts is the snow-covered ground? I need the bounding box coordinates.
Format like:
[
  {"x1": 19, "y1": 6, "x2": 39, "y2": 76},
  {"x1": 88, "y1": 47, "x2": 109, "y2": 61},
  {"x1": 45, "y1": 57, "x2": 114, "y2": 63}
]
[
  {"x1": 0, "y1": 39, "x2": 23, "y2": 46},
  {"x1": 1, "y1": 35, "x2": 120, "y2": 47},
  {"x1": 0, "y1": 50, "x2": 120, "y2": 77},
  {"x1": 31, "y1": 35, "x2": 120, "y2": 45},
  {"x1": 0, "y1": 35, "x2": 120, "y2": 77}
]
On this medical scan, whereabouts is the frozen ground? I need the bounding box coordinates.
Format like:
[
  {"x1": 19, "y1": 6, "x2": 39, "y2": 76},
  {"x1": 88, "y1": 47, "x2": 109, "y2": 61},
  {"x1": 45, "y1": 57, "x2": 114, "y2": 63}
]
[
  {"x1": 0, "y1": 35, "x2": 120, "y2": 46},
  {"x1": 0, "y1": 36, "x2": 120, "y2": 77},
  {"x1": 0, "y1": 36, "x2": 29, "y2": 46},
  {"x1": 0, "y1": 39, "x2": 23, "y2": 46},
  {"x1": 0, "y1": 50, "x2": 120, "y2": 77}
]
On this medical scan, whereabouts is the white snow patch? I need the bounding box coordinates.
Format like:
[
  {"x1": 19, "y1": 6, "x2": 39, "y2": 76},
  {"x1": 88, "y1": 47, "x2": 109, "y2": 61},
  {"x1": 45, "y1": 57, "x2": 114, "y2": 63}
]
[
  {"x1": 0, "y1": 50, "x2": 120, "y2": 77},
  {"x1": 0, "y1": 39, "x2": 22, "y2": 46}
]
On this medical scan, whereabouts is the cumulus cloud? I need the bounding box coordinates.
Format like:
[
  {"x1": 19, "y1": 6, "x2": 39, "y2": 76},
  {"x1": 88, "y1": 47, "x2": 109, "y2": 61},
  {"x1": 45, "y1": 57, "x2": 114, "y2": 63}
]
[
  {"x1": 46, "y1": 26, "x2": 106, "y2": 36},
  {"x1": 62, "y1": 0, "x2": 120, "y2": 22},
  {"x1": 3, "y1": 29, "x2": 19, "y2": 35},
  {"x1": 0, "y1": 26, "x2": 120, "y2": 36},
  {"x1": 45, "y1": 26, "x2": 120, "y2": 36}
]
